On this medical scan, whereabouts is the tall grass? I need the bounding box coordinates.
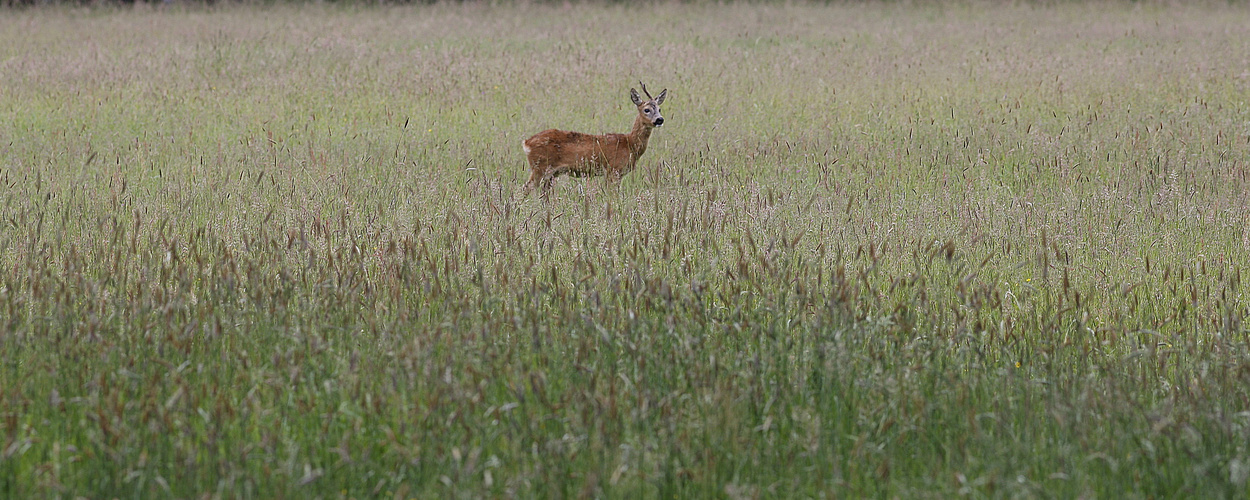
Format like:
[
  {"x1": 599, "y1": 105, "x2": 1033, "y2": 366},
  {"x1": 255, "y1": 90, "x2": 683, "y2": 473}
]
[{"x1": 2, "y1": 2, "x2": 1250, "y2": 497}]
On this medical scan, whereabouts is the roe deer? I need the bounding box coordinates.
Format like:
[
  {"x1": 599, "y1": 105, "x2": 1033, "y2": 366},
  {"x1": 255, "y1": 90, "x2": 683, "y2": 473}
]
[{"x1": 522, "y1": 82, "x2": 667, "y2": 197}]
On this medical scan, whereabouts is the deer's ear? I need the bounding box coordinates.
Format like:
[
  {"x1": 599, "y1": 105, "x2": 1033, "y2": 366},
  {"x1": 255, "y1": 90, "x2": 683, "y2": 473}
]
[
  {"x1": 654, "y1": 89, "x2": 667, "y2": 105},
  {"x1": 630, "y1": 88, "x2": 643, "y2": 106}
]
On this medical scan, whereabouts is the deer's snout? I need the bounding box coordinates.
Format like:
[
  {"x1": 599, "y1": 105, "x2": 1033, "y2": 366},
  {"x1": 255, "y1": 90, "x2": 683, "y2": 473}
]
[{"x1": 654, "y1": 117, "x2": 665, "y2": 127}]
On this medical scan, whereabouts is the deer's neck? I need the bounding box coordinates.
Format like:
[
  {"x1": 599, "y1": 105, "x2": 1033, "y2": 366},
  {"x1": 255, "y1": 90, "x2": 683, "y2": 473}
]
[{"x1": 627, "y1": 114, "x2": 653, "y2": 153}]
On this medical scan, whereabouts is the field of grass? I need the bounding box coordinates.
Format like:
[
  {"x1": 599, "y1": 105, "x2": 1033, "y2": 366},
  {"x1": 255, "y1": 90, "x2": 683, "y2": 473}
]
[{"x1": 3, "y1": 1, "x2": 1250, "y2": 497}]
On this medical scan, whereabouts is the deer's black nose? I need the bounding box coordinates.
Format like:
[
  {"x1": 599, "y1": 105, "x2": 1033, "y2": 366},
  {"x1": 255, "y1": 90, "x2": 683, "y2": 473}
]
[{"x1": 654, "y1": 117, "x2": 665, "y2": 126}]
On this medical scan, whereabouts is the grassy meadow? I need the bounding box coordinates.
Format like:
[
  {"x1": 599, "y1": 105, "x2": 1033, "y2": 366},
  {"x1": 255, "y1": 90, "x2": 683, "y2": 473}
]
[{"x1": 3, "y1": 1, "x2": 1250, "y2": 497}]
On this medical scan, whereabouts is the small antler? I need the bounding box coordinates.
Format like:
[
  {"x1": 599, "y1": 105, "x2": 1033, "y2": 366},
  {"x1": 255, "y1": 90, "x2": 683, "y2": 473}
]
[{"x1": 639, "y1": 81, "x2": 653, "y2": 100}]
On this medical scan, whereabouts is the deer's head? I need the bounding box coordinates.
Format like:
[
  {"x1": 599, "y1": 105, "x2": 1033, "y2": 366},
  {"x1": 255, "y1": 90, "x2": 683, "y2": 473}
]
[{"x1": 630, "y1": 82, "x2": 667, "y2": 128}]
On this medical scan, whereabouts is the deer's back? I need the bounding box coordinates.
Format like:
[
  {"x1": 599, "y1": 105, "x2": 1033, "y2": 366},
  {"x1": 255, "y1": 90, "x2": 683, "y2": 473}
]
[
  {"x1": 524, "y1": 129, "x2": 585, "y2": 151},
  {"x1": 523, "y1": 129, "x2": 627, "y2": 173}
]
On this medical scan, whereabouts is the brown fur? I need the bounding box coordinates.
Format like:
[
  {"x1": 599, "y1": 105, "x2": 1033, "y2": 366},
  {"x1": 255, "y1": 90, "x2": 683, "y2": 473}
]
[{"x1": 523, "y1": 84, "x2": 667, "y2": 197}]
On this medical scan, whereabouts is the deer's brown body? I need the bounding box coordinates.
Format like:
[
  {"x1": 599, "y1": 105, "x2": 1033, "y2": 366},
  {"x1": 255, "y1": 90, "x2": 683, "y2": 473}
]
[{"x1": 523, "y1": 83, "x2": 667, "y2": 196}]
